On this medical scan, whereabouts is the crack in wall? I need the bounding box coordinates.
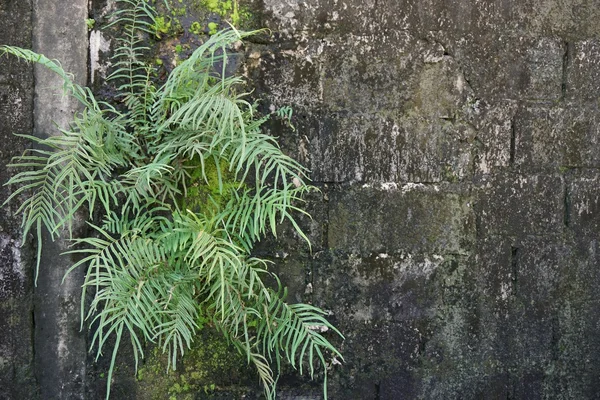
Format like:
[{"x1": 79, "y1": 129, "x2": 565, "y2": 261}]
[
  {"x1": 560, "y1": 41, "x2": 572, "y2": 101},
  {"x1": 509, "y1": 119, "x2": 516, "y2": 166}
]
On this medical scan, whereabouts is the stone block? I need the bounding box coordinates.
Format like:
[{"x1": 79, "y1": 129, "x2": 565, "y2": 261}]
[
  {"x1": 0, "y1": 1, "x2": 36, "y2": 398},
  {"x1": 327, "y1": 183, "x2": 474, "y2": 254},
  {"x1": 566, "y1": 39, "x2": 600, "y2": 101},
  {"x1": 474, "y1": 173, "x2": 564, "y2": 236},
  {"x1": 453, "y1": 34, "x2": 563, "y2": 102},
  {"x1": 472, "y1": 100, "x2": 518, "y2": 175},
  {"x1": 261, "y1": 0, "x2": 600, "y2": 41},
  {"x1": 319, "y1": 32, "x2": 422, "y2": 114},
  {"x1": 567, "y1": 173, "x2": 600, "y2": 238},
  {"x1": 561, "y1": 238, "x2": 600, "y2": 303},
  {"x1": 544, "y1": 299, "x2": 600, "y2": 398},
  {"x1": 262, "y1": 0, "x2": 387, "y2": 37},
  {"x1": 251, "y1": 44, "x2": 323, "y2": 109},
  {"x1": 311, "y1": 251, "x2": 457, "y2": 398},
  {"x1": 0, "y1": 85, "x2": 33, "y2": 142},
  {"x1": 514, "y1": 104, "x2": 600, "y2": 171},
  {"x1": 307, "y1": 109, "x2": 476, "y2": 184},
  {"x1": 524, "y1": 37, "x2": 564, "y2": 100},
  {"x1": 528, "y1": 0, "x2": 600, "y2": 38}
]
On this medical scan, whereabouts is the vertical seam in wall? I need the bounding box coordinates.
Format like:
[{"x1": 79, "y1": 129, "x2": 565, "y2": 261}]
[
  {"x1": 563, "y1": 176, "x2": 570, "y2": 228},
  {"x1": 509, "y1": 118, "x2": 516, "y2": 167},
  {"x1": 560, "y1": 41, "x2": 571, "y2": 102}
]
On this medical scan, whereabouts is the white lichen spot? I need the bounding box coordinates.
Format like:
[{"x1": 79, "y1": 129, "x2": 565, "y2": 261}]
[
  {"x1": 380, "y1": 182, "x2": 398, "y2": 191},
  {"x1": 304, "y1": 282, "x2": 313, "y2": 294},
  {"x1": 57, "y1": 335, "x2": 69, "y2": 361},
  {"x1": 352, "y1": 305, "x2": 373, "y2": 322},
  {"x1": 401, "y1": 182, "x2": 424, "y2": 193},
  {"x1": 500, "y1": 281, "x2": 510, "y2": 301},
  {"x1": 89, "y1": 30, "x2": 111, "y2": 84},
  {"x1": 0, "y1": 234, "x2": 25, "y2": 290},
  {"x1": 456, "y1": 73, "x2": 465, "y2": 93},
  {"x1": 307, "y1": 324, "x2": 329, "y2": 333}
]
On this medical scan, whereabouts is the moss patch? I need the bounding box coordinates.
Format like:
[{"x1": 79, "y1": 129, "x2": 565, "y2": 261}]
[{"x1": 136, "y1": 328, "x2": 257, "y2": 399}]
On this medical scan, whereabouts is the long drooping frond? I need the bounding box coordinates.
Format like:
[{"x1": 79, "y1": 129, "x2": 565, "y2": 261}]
[{"x1": 0, "y1": 58, "x2": 131, "y2": 281}]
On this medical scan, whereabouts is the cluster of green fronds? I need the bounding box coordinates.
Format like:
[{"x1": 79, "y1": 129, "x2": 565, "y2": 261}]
[{"x1": 1, "y1": 1, "x2": 342, "y2": 398}]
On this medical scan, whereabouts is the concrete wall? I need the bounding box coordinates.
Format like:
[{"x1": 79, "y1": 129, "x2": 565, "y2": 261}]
[
  {"x1": 1, "y1": 0, "x2": 88, "y2": 398},
  {"x1": 3, "y1": 0, "x2": 600, "y2": 399},
  {"x1": 0, "y1": 1, "x2": 37, "y2": 398},
  {"x1": 250, "y1": 0, "x2": 600, "y2": 398}
]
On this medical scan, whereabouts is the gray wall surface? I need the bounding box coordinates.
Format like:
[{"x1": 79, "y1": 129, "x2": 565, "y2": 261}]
[
  {"x1": 253, "y1": 1, "x2": 600, "y2": 398},
  {"x1": 0, "y1": 1, "x2": 36, "y2": 397},
  {"x1": 1, "y1": 0, "x2": 88, "y2": 398},
  {"x1": 3, "y1": 0, "x2": 600, "y2": 399}
]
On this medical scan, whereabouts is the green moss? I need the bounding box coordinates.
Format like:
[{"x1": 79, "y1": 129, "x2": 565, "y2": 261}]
[
  {"x1": 181, "y1": 157, "x2": 240, "y2": 218},
  {"x1": 153, "y1": 0, "x2": 255, "y2": 46},
  {"x1": 443, "y1": 164, "x2": 459, "y2": 183},
  {"x1": 189, "y1": 21, "x2": 203, "y2": 34},
  {"x1": 151, "y1": 16, "x2": 172, "y2": 38},
  {"x1": 208, "y1": 22, "x2": 218, "y2": 35},
  {"x1": 194, "y1": 0, "x2": 252, "y2": 27},
  {"x1": 136, "y1": 329, "x2": 252, "y2": 399}
]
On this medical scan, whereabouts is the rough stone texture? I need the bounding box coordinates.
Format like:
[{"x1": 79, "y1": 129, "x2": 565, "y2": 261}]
[
  {"x1": 248, "y1": 0, "x2": 600, "y2": 398},
  {"x1": 0, "y1": 1, "x2": 37, "y2": 399}
]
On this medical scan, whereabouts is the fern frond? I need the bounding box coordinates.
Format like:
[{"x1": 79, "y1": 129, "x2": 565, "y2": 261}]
[
  {"x1": 205, "y1": 255, "x2": 342, "y2": 400},
  {"x1": 106, "y1": 0, "x2": 159, "y2": 132},
  {"x1": 0, "y1": 45, "x2": 117, "y2": 116}
]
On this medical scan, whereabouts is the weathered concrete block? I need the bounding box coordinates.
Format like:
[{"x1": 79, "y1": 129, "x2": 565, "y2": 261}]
[
  {"x1": 262, "y1": 0, "x2": 380, "y2": 37},
  {"x1": 312, "y1": 251, "x2": 460, "y2": 398},
  {"x1": 566, "y1": 39, "x2": 600, "y2": 101},
  {"x1": 262, "y1": 0, "x2": 600, "y2": 41},
  {"x1": 252, "y1": 43, "x2": 323, "y2": 109},
  {"x1": 475, "y1": 173, "x2": 564, "y2": 236},
  {"x1": 472, "y1": 100, "x2": 517, "y2": 175},
  {"x1": 524, "y1": 37, "x2": 564, "y2": 100},
  {"x1": 513, "y1": 105, "x2": 566, "y2": 171},
  {"x1": 567, "y1": 175, "x2": 600, "y2": 238},
  {"x1": 328, "y1": 183, "x2": 474, "y2": 254},
  {"x1": 452, "y1": 34, "x2": 564, "y2": 102},
  {"x1": 306, "y1": 108, "x2": 476, "y2": 184},
  {"x1": 545, "y1": 298, "x2": 600, "y2": 398},
  {"x1": 417, "y1": 235, "x2": 576, "y2": 399},
  {"x1": 514, "y1": 104, "x2": 600, "y2": 171},
  {"x1": 319, "y1": 32, "x2": 422, "y2": 114},
  {"x1": 0, "y1": 1, "x2": 37, "y2": 399},
  {"x1": 529, "y1": 0, "x2": 600, "y2": 39}
]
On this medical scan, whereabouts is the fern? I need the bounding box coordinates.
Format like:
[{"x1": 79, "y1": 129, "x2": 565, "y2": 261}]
[{"x1": 1, "y1": 0, "x2": 343, "y2": 399}]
